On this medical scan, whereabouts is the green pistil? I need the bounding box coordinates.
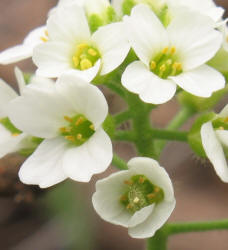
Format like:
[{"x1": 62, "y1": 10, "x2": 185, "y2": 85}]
[
  {"x1": 120, "y1": 175, "x2": 164, "y2": 213},
  {"x1": 150, "y1": 47, "x2": 183, "y2": 79},
  {"x1": 0, "y1": 117, "x2": 21, "y2": 136},
  {"x1": 60, "y1": 114, "x2": 95, "y2": 146},
  {"x1": 72, "y1": 43, "x2": 100, "y2": 71}
]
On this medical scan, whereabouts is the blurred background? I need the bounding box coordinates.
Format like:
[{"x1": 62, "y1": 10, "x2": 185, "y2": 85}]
[{"x1": 0, "y1": 0, "x2": 228, "y2": 249}]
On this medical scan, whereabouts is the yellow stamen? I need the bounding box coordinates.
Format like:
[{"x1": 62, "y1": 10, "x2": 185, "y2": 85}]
[
  {"x1": 147, "y1": 193, "x2": 155, "y2": 199},
  {"x1": 73, "y1": 56, "x2": 79, "y2": 67},
  {"x1": 75, "y1": 116, "x2": 85, "y2": 126},
  {"x1": 166, "y1": 59, "x2": 172, "y2": 65},
  {"x1": 45, "y1": 30, "x2": 49, "y2": 37},
  {"x1": 64, "y1": 116, "x2": 73, "y2": 122},
  {"x1": 154, "y1": 187, "x2": 160, "y2": 193},
  {"x1": 12, "y1": 133, "x2": 19, "y2": 137},
  {"x1": 80, "y1": 59, "x2": 93, "y2": 70},
  {"x1": 162, "y1": 47, "x2": 169, "y2": 54},
  {"x1": 160, "y1": 64, "x2": 166, "y2": 72},
  {"x1": 150, "y1": 60, "x2": 156, "y2": 70},
  {"x1": 124, "y1": 180, "x2": 133, "y2": 186},
  {"x1": 90, "y1": 124, "x2": 95, "y2": 130},
  {"x1": 225, "y1": 117, "x2": 228, "y2": 123},
  {"x1": 120, "y1": 195, "x2": 127, "y2": 201},
  {"x1": 65, "y1": 136, "x2": 75, "y2": 142},
  {"x1": 77, "y1": 43, "x2": 88, "y2": 51},
  {"x1": 219, "y1": 126, "x2": 225, "y2": 130},
  {"x1": 40, "y1": 36, "x2": 48, "y2": 42},
  {"x1": 170, "y1": 47, "x2": 176, "y2": 54},
  {"x1": 138, "y1": 176, "x2": 145, "y2": 184},
  {"x1": 88, "y1": 48, "x2": 97, "y2": 57},
  {"x1": 133, "y1": 197, "x2": 140, "y2": 204},
  {"x1": 77, "y1": 133, "x2": 83, "y2": 140},
  {"x1": 127, "y1": 204, "x2": 133, "y2": 210},
  {"x1": 172, "y1": 62, "x2": 182, "y2": 70}
]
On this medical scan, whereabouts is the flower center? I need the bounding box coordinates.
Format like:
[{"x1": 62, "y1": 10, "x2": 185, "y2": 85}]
[
  {"x1": 72, "y1": 43, "x2": 101, "y2": 71},
  {"x1": 0, "y1": 117, "x2": 21, "y2": 137},
  {"x1": 120, "y1": 175, "x2": 164, "y2": 213},
  {"x1": 150, "y1": 47, "x2": 183, "y2": 79},
  {"x1": 59, "y1": 114, "x2": 95, "y2": 146}
]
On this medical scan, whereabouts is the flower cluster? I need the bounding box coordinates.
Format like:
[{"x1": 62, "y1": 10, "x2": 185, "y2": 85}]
[{"x1": 0, "y1": 0, "x2": 227, "y2": 240}]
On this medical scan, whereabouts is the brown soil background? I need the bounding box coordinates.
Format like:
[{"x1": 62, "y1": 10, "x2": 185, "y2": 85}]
[{"x1": 0, "y1": 1, "x2": 228, "y2": 249}]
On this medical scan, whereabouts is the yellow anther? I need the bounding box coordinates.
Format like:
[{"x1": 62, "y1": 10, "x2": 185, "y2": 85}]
[
  {"x1": 150, "y1": 61, "x2": 156, "y2": 70},
  {"x1": 45, "y1": 30, "x2": 49, "y2": 37},
  {"x1": 40, "y1": 36, "x2": 48, "y2": 42},
  {"x1": 75, "y1": 117, "x2": 85, "y2": 126},
  {"x1": 64, "y1": 116, "x2": 73, "y2": 123},
  {"x1": 12, "y1": 133, "x2": 19, "y2": 137},
  {"x1": 170, "y1": 47, "x2": 176, "y2": 54},
  {"x1": 154, "y1": 187, "x2": 160, "y2": 193},
  {"x1": 124, "y1": 180, "x2": 133, "y2": 186},
  {"x1": 172, "y1": 62, "x2": 182, "y2": 70},
  {"x1": 133, "y1": 197, "x2": 140, "y2": 204},
  {"x1": 147, "y1": 193, "x2": 155, "y2": 199},
  {"x1": 160, "y1": 64, "x2": 166, "y2": 72},
  {"x1": 219, "y1": 126, "x2": 225, "y2": 130},
  {"x1": 139, "y1": 176, "x2": 145, "y2": 184},
  {"x1": 89, "y1": 124, "x2": 95, "y2": 130},
  {"x1": 126, "y1": 204, "x2": 133, "y2": 210},
  {"x1": 225, "y1": 117, "x2": 228, "y2": 123},
  {"x1": 77, "y1": 133, "x2": 83, "y2": 140},
  {"x1": 80, "y1": 54, "x2": 87, "y2": 59},
  {"x1": 60, "y1": 127, "x2": 71, "y2": 133},
  {"x1": 162, "y1": 47, "x2": 169, "y2": 54},
  {"x1": 77, "y1": 43, "x2": 89, "y2": 51},
  {"x1": 88, "y1": 48, "x2": 97, "y2": 57},
  {"x1": 65, "y1": 136, "x2": 75, "y2": 142},
  {"x1": 73, "y1": 56, "x2": 79, "y2": 67},
  {"x1": 80, "y1": 59, "x2": 93, "y2": 70}
]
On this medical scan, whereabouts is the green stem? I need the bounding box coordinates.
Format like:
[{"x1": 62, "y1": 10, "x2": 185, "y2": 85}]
[
  {"x1": 114, "y1": 110, "x2": 132, "y2": 125},
  {"x1": 150, "y1": 129, "x2": 188, "y2": 141},
  {"x1": 112, "y1": 154, "x2": 128, "y2": 170},
  {"x1": 147, "y1": 229, "x2": 168, "y2": 250},
  {"x1": 105, "y1": 81, "x2": 127, "y2": 99},
  {"x1": 154, "y1": 106, "x2": 195, "y2": 157},
  {"x1": 113, "y1": 130, "x2": 135, "y2": 142},
  {"x1": 167, "y1": 219, "x2": 228, "y2": 235}
]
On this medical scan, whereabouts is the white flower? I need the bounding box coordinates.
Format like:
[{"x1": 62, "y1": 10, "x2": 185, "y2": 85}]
[
  {"x1": 8, "y1": 71, "x2": 113, "y2": 188},
  {"x1": 0, "y1": 68, "x2": 30, "y2": 157},
  {"x1": 92, "y1": 157, "x2": 175, "y2": 238},
  {"x1": 112, "y1": 0, "x2": 224, "y2": 23},
  {"x1": 201, "y1": 105, "x2": 228, "y2": 183},
  {"x1": 0, "y1": 26, "x2": 47, "y2": 65},
  {"x1": 33, "y1": 3, "x2": 129, "y2": 81},
  {"x1": 122, "y1": 5, "x2": 225, "y2": 104}
]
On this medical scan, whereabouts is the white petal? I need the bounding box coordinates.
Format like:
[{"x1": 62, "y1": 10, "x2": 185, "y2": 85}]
[
  {"x1": 0, "y1": 26, "x2": 45, "y2": 65},
  {"x1": 127, "y1": 157, "x2": 175, "y2": 201},
  {"x1": 0, "y1": 125, "x2": 27, "y2": 158},
  {"x1": 122, "y1": 61, "x2": 176, "y2": 104},
  {"x1": 19, "y1": 138, "x2": 67, "y2": 188},
  {"x1": 56, "y1": 71, "x2": 108, "y2": 128},
  {"x1": 167, "y1": 11, "x2": 222, "y2": 70},
  {"x1": 170, "y1": 65, "x2": 225, "y2": 98},
  {"x1": 128, "y1": 204, "x2": 155, "y2": 228},
  {"x1": 8, "y1": 86, "x2": 73, "y2": 138},
  {"x1": 128, "y1": 201, "x2": 176, "y2": 238},
  {"x1": 92, "y1": 22, "x2": 130, "y2": 75},
  {"x1": 63, "y1": 129, "x2": 112, "y2": 182},
  {"x1": 0, "y1": 79, "x2": 18, "y2": 117},
  {"x1": 14, "y1": 67, "x2": 26, "y2": 94},
  {"x1": 124, "y1": 4, "x2": 168, "y2": 65},
  {"x1": 47, "y1": 3, "x2": 90, "y2": 44},
  {"x1": 33, "y1": 42, "x2": 73, "y2": 78},
  {"x1": 201, "y1": 122, "x2": 228, "y2": 182},
  {"x1": 85, "y1": 0, "x2": 110, "y2": 15},
  {"x1": 92, "y1": 170, "x2": 133, "y2": 227},
  {"x1": 216, "y1": 130, "x2": 228, "y2": 148}
]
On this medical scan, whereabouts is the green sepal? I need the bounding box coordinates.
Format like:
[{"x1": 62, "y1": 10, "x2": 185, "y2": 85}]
[
  {"x1": 88, "y1": 14, "x2": 104, "y2": 33},
  {"x1": 102, "y1": 114, "x2": 115, "y2": 138},
  {"x1": 188, "y1": 112, "x2": 216, "y2": 157},
  {"x1": 0, "y1": 117, "x2": 21, "y2": 135},
  {"x1": 208, "y1": 48, "x2": 228, "y2": 75},
  {"x1": 23, "y1": 72, "x2": 32, "y2": 85},
  {"x1": 122, "y1": 0, "x2": 135, "y2": 15},
  {"x1": 18, "y1": 137, "x2": 43, "y2": 157},
  {"x1": 178, "y1": 85, "x2": 228, "y2": 112}
]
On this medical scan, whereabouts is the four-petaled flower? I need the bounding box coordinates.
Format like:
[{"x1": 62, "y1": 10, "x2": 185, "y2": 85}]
[
  {"x1": 92, "y1": 157, "x2": 176, "y2": 238},
  {"x1": 8, "y1": 72, "x2": 113, "y2": 188}
]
